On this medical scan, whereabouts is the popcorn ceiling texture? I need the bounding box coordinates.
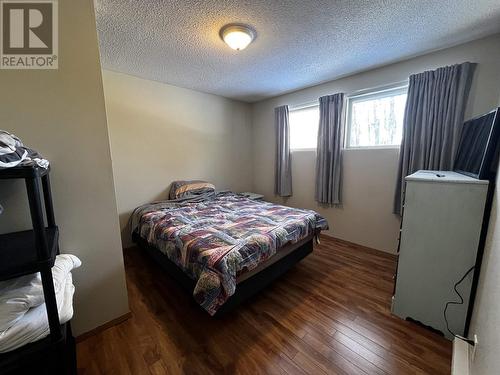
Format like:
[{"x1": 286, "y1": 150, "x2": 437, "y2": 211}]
[{"x1": 95, "y1": 0, "x2": 500, "y2": 102}]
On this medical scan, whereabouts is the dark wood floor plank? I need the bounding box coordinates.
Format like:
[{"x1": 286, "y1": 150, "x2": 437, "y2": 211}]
[
  {"x1": 77, "y1": 236, "x2": 451, "y2": 374},
  {"x1": 332, "y1": 331, "x2": 424, "y2": 375}
]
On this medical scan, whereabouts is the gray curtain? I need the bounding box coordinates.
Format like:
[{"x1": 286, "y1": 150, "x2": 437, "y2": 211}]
[
  {"x1": 393, "y1": 62, "x2": 476, "y2": 215},
  {"x1": 315, "y1": 93, "x2": 345, "y2": 205},
  {"x1": 275, "y1": 105, "x2": 292, "y2": 197}
]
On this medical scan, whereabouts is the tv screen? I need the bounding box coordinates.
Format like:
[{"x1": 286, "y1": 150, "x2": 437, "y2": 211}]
[{"x1": 454, "y1": 108, "x2": 500, "y2": 179}]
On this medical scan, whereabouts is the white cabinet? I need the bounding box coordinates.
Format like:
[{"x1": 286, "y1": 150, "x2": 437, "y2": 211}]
[{"x1": 392, "y1": 170, "x2": 488, "y2": 339}]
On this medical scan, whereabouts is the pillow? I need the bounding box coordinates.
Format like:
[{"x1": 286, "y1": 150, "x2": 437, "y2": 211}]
[{"x1": 169, "y1": 180, "x2": 215, "y2": 200}]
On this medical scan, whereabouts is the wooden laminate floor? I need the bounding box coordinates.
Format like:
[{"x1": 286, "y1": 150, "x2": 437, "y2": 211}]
[{"x1": 77, "y1": 237, "x2": 452, "y2": 375}]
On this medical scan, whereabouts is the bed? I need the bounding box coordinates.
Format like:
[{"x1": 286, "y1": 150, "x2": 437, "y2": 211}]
[{"x1": 131, "y1": 183, "x2": 328, "y2": 316}]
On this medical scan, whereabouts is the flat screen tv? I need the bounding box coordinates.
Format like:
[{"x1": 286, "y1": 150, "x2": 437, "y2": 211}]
[{"x1": 454, "y1": 108, "x2": 500, "y2": 180}]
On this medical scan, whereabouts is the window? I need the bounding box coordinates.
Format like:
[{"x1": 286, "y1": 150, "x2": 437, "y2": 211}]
[
  {"x1": 346, "y1": 86, "x2": 407, "y2": 148},
  {"x1": 289, "y1": 105, "x2": 319, "y2": 150}
]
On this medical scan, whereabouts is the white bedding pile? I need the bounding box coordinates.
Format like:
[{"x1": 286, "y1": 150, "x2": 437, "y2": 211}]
[{"x1": 0, "y1": 254, "x2": 81, "y2": 353}]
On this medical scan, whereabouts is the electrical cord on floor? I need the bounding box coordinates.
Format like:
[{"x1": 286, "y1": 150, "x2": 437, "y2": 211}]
[{"x1": 443, "y1": 265, "x2": 476, "y2": 345}]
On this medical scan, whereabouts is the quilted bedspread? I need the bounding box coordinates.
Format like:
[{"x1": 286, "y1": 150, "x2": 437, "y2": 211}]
[{"x1": 134, "y1": 193, "x2": 328, "y2": 315}]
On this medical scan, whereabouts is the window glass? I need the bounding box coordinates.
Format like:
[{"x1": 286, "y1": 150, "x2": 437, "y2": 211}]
[
  {"x1": 289, "y1": 105, "x2": 319, "y2": 150},
  {"x1": 347, "y1": 87, "x2": 407, "y2": 148}
]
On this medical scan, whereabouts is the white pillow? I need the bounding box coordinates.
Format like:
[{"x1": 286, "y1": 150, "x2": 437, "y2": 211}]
[{"x1": 0, "y1": 254, "x2": 81, "y2": 332}]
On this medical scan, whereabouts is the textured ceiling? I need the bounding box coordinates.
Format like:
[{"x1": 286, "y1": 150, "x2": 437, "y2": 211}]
[{"x1": 95, "y1": 0, "x2": 500, "y2": 102}]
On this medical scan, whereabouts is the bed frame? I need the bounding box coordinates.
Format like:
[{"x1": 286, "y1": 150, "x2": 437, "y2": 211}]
[{"x1": 132, "y1": 232, "x2": 314, "y2": 316}]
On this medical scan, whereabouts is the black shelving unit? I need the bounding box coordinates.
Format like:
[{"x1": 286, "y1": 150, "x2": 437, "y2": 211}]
[{"x1": 0, "y1": 165, "x2": 76, "y2": 375}]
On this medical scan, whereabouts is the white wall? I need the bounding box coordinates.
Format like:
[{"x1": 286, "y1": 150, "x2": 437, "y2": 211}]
[
  {"x1": 102, "y1": 70, "x2": 253, "y2": 247},
  {"x1": 251, "y1": 34, "x2": 500, "y2": 253},
  {"x1": 469, "y1": 92, "x2": 500, "y2": 375},
  {"x1": 0, "y1": 0, "x2": 129, "y2": 335}
]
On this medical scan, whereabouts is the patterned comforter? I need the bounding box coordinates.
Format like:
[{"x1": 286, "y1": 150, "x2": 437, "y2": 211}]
[{"x1": 132, "y1": 193, "x2": 328, "y2": 315}]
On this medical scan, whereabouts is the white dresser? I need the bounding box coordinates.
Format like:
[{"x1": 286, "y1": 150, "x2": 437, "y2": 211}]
[{"x1": 392, "y1": 170, "x2": 488, "y2": 339}]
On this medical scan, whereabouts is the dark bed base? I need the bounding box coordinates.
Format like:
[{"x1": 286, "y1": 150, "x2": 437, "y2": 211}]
[{"x1": 131, "y1": 232, "x2": 313, "y2": 316}]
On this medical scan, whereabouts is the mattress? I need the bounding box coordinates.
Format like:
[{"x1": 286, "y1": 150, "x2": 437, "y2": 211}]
[{"x1": 133, "y1": 192, "x2": 328, "y2": 315}]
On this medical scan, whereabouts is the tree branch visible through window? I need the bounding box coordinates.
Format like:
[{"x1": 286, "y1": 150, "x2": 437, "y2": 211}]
[{"x1": 347, "y1": 86, "x2": 407, "y2": 148}]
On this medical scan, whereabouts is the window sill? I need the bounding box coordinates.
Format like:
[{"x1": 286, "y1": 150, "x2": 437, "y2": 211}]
[
  {"x1": 344, "y1": 146, "x2": 400, "y2": 151},
  {"x1": 291, "y1": 148, "x2": 316, "y2": 152}
]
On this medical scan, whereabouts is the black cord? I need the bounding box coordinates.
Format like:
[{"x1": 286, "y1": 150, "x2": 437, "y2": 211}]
[{"x1": 443, "y1": 265, "x2": 476, "y2": 344}]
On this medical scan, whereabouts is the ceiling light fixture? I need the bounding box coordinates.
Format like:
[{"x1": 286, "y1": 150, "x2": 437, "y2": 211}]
[{"x1": 220, "y1": 24, "x2": 255, "y2": 51}]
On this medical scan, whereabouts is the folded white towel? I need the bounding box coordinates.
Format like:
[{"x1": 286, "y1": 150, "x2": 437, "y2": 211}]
[{"x1": 0, "y1": 254, "x2": 81, "y2": 332}]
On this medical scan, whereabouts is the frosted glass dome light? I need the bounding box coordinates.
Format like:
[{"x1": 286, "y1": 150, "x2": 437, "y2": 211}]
[{"x1": 220, "y1": 24, "x2": 256, "y2": 51}]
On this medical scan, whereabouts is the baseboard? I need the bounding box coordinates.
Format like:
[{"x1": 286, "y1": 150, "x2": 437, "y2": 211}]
[
  {"x1": 75, "y1": 312, "x2": 132, "y2": 343},
  {"x1": 452, "y1": 337, "x2": 472, "y2": 375}
]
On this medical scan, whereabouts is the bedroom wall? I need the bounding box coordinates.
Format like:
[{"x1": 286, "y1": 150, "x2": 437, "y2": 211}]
[
  {"x1": 251, "y1": 33, "x2": 500, "y2": 253},
  {"x1": 102, "y1": 70, "x2": 253, "y2": 247},
  {"x1": 469, "y1": 92, "x2": 500, "y2": 375},
  {"x1": 0, "y1": 0, "x2": 129, "y2": 335}
]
